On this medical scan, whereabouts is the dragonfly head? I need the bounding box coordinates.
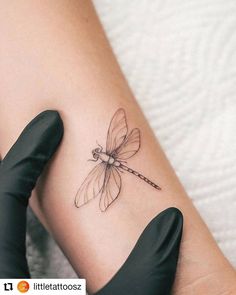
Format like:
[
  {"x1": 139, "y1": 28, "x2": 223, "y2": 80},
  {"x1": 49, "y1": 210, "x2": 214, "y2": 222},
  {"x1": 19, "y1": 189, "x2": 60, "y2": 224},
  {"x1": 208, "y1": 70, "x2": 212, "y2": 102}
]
[{"x1": 92, "y1": 147, "x2": 101, "y2": 160}]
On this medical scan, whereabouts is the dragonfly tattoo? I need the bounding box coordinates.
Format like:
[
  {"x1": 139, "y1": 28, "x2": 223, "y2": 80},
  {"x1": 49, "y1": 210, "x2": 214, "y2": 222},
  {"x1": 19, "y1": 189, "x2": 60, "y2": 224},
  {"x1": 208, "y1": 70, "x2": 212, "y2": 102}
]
[{"x1": 75, "y1": 108, "x2": 161, "y2": 212}]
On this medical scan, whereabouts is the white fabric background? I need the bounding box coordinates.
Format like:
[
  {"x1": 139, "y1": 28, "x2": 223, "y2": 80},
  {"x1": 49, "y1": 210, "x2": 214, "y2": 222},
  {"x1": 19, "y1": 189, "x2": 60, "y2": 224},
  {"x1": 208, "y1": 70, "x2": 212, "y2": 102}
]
[{"x1": 27, "y1": 0, "x2": 236, "y2": 277}]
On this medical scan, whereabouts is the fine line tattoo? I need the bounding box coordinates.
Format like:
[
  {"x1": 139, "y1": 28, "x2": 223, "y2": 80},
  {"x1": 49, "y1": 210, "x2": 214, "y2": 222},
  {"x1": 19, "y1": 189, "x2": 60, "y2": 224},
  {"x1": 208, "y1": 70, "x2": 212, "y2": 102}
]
[{"x1": 75, "y1": 108, "x2": 161, "y2": 212}]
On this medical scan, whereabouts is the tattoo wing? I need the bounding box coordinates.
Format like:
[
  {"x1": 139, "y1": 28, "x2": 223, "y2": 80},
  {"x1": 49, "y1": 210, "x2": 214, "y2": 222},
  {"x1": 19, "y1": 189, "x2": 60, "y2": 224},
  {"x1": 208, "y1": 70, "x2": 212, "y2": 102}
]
[
  {"x1": 106, "y1": 108, "x2": 128, "y2": 154},
  {"x1": 114, "y1": 128, "x2": 140, "y2": 160},
  {"x1": 75, "y1": 162, "x2": 107, "y2": 208},
  {"x1": 99, "y1": 167, "x2": 121, "y2": 212}
]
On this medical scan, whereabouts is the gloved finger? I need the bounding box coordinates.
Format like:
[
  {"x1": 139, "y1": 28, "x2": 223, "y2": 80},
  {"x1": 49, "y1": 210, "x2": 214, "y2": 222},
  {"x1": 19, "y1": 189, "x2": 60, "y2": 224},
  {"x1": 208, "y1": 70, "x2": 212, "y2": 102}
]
[
  {"x1": 0, "y1": 110, "x2": 64, "y2": 204},
  {"x1": 0, "y1": 110, "x2": 64, "y2": 278},
  {"x1": 94, "y1": 207, "x2": 183, "y2": 295}
]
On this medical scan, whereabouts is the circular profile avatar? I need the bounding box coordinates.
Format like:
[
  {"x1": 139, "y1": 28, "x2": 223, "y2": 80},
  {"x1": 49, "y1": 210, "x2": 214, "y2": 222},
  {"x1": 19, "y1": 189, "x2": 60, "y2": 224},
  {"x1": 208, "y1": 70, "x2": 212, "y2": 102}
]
[{"x1": 17, "y1": 281, "x2": 30, "y2": 293}]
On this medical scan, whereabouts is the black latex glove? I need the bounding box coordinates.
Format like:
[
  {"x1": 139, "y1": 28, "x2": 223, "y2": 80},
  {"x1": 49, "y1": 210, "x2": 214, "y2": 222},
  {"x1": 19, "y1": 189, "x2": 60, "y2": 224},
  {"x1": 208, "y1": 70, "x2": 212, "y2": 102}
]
[
  {"x1": 94, "y1": 207, "x2": 183, "y2": 295},
  {"x1": 0, "y1": 109, "x2": 183, "y2": 295},
  {"x1": 0, "y1": 110, "x2": 63, "y2": 278}
]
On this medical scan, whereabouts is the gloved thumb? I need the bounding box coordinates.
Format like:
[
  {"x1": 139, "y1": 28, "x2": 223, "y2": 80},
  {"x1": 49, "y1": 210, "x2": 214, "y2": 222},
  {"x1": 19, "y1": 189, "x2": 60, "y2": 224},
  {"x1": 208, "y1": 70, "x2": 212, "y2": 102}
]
[
  {"x1": 0, "y1": 110, "x2": 63, "y2": 278},
  {"x1": 94, "y1": 207, "x2": 183, "y2": 295}
]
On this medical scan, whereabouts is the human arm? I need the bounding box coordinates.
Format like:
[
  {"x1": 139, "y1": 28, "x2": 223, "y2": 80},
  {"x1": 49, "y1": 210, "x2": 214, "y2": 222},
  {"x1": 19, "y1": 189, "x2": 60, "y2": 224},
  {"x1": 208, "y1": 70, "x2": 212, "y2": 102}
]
[{"x1": 0, "y1": 0, "x2": 235, "y2": 294}]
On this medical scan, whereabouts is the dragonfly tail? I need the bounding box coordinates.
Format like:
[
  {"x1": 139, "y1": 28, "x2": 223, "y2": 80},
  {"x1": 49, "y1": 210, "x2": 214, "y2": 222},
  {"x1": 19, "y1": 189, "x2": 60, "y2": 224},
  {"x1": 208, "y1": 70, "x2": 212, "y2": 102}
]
[{"x1": 120, "y1": 164, "x2": 161, "y2": 190}]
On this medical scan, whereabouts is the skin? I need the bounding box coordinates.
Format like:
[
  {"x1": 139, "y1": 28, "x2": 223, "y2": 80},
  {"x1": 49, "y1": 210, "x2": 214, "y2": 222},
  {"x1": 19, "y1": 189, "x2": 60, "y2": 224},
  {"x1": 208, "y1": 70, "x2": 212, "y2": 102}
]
[{"x1": 0, "y1": 1, "x2": 235, "y2": 294}]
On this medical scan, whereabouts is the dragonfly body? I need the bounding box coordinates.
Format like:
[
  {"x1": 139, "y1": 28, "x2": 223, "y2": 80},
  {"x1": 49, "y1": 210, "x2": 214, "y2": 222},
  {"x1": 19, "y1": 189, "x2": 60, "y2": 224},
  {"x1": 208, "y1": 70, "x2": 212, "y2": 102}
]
[
  {"x1": 93, "y1": 149, "x2": 161, "y2": 190},
  {"x1": 93, "y1": 150, "x2": 120, "y2": 167},
  {"x1": 75, "y1": 108, "x2": 161, "y2": 212}
]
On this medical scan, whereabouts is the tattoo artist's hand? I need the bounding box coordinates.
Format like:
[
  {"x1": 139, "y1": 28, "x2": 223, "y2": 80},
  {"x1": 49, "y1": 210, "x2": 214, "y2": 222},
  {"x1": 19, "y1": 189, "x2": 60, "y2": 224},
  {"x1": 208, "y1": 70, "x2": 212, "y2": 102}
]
[
  {"x1": 0, "y1": 110, "x2": 63, "y2": 278},
  {"x1": 0, "y1": 109, "x2": 182, "y2": 295},
  {"x1": 94, "y1": 207, "x2": 183, "y2": 295}
]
